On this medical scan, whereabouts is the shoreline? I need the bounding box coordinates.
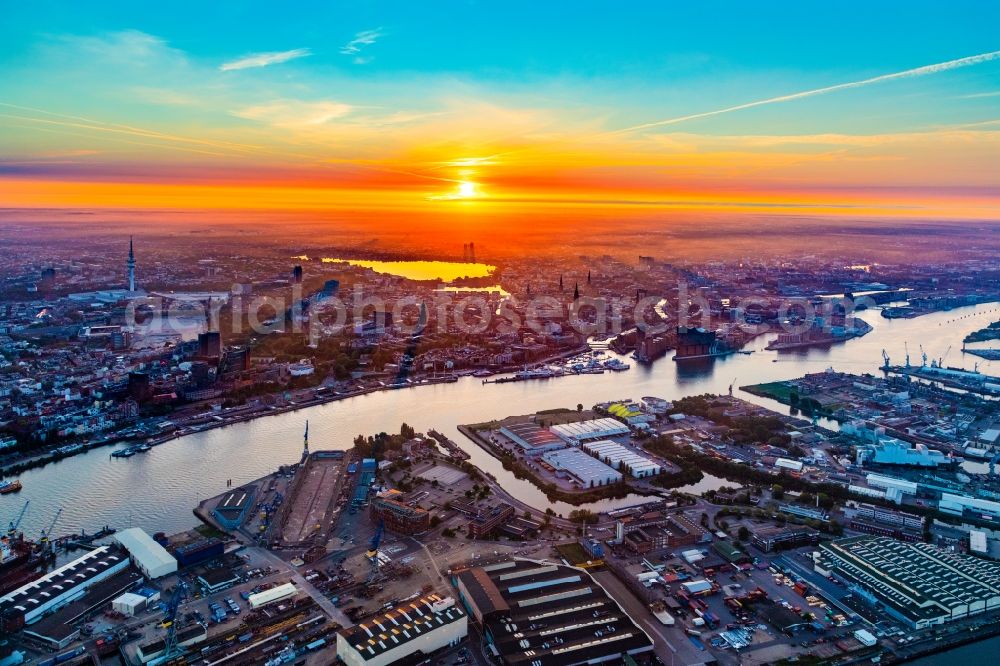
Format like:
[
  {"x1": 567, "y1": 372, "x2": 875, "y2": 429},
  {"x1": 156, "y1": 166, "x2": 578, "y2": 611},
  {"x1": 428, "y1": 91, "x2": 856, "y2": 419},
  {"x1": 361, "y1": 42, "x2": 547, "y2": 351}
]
[{"x1": 0, "y1": 345, "x2": 593, "y2": 478}]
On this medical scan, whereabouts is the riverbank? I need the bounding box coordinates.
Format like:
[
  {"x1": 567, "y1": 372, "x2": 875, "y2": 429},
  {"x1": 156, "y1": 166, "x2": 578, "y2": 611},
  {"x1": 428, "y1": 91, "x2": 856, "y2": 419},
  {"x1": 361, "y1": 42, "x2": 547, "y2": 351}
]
[{"x1": 1, "y1": 344, "x2": 593, "y2": 478}]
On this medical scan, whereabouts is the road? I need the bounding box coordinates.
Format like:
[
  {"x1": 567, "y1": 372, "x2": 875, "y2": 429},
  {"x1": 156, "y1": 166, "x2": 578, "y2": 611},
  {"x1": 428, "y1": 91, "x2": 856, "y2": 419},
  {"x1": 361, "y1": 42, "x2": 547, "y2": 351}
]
[
  {"x1": 253, "y1": 547, "x2": 352, "y2": 627},
  {"x1": 590, "y1": 569, "x2": 706, "y2": 666}
]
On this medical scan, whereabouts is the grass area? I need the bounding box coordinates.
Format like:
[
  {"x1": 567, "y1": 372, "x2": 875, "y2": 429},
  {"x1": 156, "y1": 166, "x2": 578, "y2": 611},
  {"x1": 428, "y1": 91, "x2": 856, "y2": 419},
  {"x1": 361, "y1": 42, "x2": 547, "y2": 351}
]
[
  {"x1": 194, "y1": 524, "x2": 226, "y2": 539},
  {"x1": 742, "y1": 381, "x2": 796, "y2": 402}
]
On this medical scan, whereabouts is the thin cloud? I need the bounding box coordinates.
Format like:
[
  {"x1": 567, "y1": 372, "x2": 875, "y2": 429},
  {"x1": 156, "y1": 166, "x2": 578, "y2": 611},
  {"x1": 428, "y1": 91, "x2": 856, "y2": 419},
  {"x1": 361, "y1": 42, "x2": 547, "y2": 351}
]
[
  {"x1": 340, "y1": 29, "x2": 383, "y2": 60},
  {"x1": 613, "y1": 49, "x2": 1000, "y2": 134},
  {"x1": 220, "y1": 48, "x2": 311, "y2": 71}
]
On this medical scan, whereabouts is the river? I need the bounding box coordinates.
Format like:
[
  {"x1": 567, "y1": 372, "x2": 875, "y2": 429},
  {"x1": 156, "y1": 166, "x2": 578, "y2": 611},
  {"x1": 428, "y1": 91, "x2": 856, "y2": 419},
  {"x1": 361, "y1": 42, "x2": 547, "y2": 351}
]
[{"x1": 3, "y1": 303, "x2": 999, "y2": 541}]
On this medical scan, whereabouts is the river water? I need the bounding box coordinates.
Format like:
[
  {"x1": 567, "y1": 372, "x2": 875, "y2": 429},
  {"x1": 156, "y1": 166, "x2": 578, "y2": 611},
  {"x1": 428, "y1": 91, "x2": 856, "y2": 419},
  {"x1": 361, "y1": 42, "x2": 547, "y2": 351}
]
[{"x1": 3, "y1": 303, "x2": 999, "y2": 540}]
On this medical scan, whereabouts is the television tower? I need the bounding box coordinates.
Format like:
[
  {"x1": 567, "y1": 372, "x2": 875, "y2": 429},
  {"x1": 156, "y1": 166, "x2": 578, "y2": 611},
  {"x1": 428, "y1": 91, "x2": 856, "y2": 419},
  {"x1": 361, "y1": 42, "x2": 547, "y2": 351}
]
[{"x1": 127, "y1": 236, "x2": 136, "y2": 292}]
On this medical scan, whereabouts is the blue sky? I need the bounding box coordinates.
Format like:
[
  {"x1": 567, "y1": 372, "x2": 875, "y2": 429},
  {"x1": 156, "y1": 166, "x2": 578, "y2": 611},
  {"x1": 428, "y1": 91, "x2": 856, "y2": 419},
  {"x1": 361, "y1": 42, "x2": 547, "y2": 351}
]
[{"x1": 0, "y1": 1, "x2": 997, "y2": 217}]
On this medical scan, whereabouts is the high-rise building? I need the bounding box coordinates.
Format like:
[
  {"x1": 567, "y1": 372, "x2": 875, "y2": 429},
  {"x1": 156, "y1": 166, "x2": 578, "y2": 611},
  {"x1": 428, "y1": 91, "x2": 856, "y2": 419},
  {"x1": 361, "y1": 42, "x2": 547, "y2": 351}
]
[
  {"x1": 292, "y1": 265, "x2": 303, "y2": 284},
  {"x1": 127, "y1": 236, "x2": 136, "y2": 292},
  {"x1": 197, "y1": 331, "x2": 222, "y2": 358}
]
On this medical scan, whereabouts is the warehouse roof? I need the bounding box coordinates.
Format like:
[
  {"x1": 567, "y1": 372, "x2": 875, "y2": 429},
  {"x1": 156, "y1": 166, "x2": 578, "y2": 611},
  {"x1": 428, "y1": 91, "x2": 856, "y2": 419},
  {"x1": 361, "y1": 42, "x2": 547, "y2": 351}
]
[
  {"x1": 114, "y1": 528, "x2": 177, "y2": 574},
  {"x1": 456, "y1": 560, "x2": 653, "y2": 666},
  {"x1": 550, "y1": 418, "x2": 629, "y2": 442},
  {"x1": 0, "y1": 546, "x2": 127, "y2": 611},
  {"x1": 541, "y1": 448, "x2": 622, "y2": 486},
  {"x1": 339, "y1": 593, "x2": 465, "y2": 660}
]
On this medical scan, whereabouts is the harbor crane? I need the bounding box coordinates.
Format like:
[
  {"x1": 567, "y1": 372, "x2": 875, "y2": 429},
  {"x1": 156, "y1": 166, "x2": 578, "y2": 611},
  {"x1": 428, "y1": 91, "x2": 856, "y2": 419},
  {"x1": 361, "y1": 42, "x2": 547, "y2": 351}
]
[
  {"x1": 39, "y1": 507, "x2": 62, "y2": 551},
  {"x1": 881, "y1": 349, "x2": 890, "y2": 369},
  {"x1": 7, "y1": 500, "x2": 29, "y2": 537},
  {"x1": 904, "y1": 342, "x2": 911, "y2": 368},
  {"x1": 157, "y1": 581, "x2": 189, "y2": 665},
  {"x1": 919, "y1": 344, "x2": 928, "y2": 368},
  {"x1": 728, "y1": 377, "x2": 737, "y2": 397}
]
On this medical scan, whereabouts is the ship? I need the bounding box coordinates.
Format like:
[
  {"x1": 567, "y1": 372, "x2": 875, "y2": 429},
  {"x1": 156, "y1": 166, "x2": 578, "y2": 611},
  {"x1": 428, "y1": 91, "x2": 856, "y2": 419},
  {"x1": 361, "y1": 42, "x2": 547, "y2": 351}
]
[
  {"x1": 0, "y1": 479, "x2": 22, "y2": 494},
  {"x1": 0, "y1": 533, "x2": 52, "y2": 596}
]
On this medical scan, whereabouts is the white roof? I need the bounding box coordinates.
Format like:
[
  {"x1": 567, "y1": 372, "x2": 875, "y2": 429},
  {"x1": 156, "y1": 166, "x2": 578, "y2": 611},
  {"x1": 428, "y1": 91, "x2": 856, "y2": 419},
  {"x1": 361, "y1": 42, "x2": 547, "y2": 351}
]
[
  {"x1": 114, "y1": 592, "x2": 147, "y2": 605},
  {"x1": 113, "y1": 528, "x2": 176, "y2": 573},
  {"x1": 249, "y1": 582, "x2": 297, "y2": 606},
  {"x1": 549, "y1": 418, "x2": 629, "y2": 441},
  {"x1": 970, "y1": 530, "x2": 988, "y2": 553}
]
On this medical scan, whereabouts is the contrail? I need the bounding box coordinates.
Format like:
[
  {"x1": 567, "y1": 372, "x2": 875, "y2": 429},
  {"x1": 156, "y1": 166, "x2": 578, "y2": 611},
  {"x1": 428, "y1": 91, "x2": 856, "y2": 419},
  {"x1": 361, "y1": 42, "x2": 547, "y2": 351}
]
[{"x1": 612, "y1": 49, "x2": 1000, "y2": 134}]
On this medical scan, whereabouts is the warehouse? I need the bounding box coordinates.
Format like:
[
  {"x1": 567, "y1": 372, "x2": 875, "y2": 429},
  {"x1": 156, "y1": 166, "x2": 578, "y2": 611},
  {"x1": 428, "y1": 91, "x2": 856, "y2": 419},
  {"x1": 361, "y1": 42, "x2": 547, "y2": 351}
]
[
  {"x1": 550, "y1": 418, "x2": 630, "y2": 445},
  {"x1": 499, "y1": 423, "x2": 567, "y2": 456},
  {"x1": 0, "y1": 546, "x2": 130, "y2": 624},
  {"x1": 816, "y1": 536, "x2": 1000, "y2": 628},
  {"x1": 453, "y1": 559, "x2": 653, "y2": 665},
  {"x1": 336, "y1": 593, "x2": 467, "y2": 666},
  {"x1": 114, "y1": 527, "x2": 178, "y2": 579},
  {"x1": 581, "y1": 440, "x2": 661, "y2": 477},
  {"x1": 541, "y1": 448, "x2": 622, "y2": 488}
]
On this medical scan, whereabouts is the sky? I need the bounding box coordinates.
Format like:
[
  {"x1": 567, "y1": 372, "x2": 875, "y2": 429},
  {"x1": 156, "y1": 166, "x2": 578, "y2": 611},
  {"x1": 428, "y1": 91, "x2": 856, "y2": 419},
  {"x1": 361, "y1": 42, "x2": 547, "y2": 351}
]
[{"x1": 0, "y1": 1, "x2": 998, "y2": 223}]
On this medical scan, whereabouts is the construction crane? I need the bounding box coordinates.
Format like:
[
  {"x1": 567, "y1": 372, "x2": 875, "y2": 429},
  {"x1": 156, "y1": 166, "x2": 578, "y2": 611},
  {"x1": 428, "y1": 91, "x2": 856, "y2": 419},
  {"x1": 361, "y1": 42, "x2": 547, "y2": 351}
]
[
  {"x1": 39, "y1": 508, "x2": 62, "y2": 551},
  {"x1": 366, "y1": 519, "x2": 384, "y2": 582},
  {"x1": 7, "y1": 500, "x2": 29, "y2": 537}
]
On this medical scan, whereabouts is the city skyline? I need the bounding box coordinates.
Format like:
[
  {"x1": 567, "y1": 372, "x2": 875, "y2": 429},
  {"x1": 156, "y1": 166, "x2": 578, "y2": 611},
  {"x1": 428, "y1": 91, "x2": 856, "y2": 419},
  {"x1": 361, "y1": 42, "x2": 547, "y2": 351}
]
[{"x1": 1, "y1": 1, "x2": 999, "y2": 223}]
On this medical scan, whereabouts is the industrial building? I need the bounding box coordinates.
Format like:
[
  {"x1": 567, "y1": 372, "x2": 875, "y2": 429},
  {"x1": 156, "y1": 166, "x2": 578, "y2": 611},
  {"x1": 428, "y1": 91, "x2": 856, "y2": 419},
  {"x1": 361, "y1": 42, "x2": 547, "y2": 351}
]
[
  {"x1": 499, "y1": 423, "x2": 567, "y2": 456},
  {"x1": 372, "y1": 489, "x2": 432, "y2": 535},
  {"x1": 0, "y1": 546, "x2": 130, "y2": 624},
  {"x1": 136, "y1": 625, "x2": 207, "y2": 663},
  {"x1": 18, "y1": 568, "x2": 143, "y2": 649},
  {"x1": 549, "y1": 418, "x2": 630, "y2": 445},
  {"x1": 113, "y1": 527, "x2": 178, "y2": 579},
  {"x1": 580, "y1": 439, "x2": 661, "y2": 477},
  {"x1": 212, "y1": 485, "x2": 255, "y2": 529},
  {"x1": 467, "y1": 503, "x2": 516, "y2": 539},
  {"x1": 749, "y1": 525, "x2": 819, "y2": 553},
  {"x1": 865, "y1": 473, "x2": 918, "y2": 503},
  {"x1": 453, "y1": 559, "x2": 654, "y2": 665},
  {"x1": 198, "y1": 567, "x2": 241, "y2": 594},
  {"x1": 816, "y1": 536, "x2": 1000, "y2": 628},
  {"x1": 541, "y1": 448, "x2": 622, "y2": 488},
  {"x1": 621, "y1": 513, "x2": 706, "y2": 554},
  {"x1": 857, "y1": 439, "x2": 950, "y2": 468},
  {"x1": 847, "y1": 503, "x2": 923, "y2": 541},
  {"x1": 939, "y1": 492, "x2": 1000, "y2": 520},
  {"x1": 336, "y1": 593, "x2": 467, "y2": 666}
]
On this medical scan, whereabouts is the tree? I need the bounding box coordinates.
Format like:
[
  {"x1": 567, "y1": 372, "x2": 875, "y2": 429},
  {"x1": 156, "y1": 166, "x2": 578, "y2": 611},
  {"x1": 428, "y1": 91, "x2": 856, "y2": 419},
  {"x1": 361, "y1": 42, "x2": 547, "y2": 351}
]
[
  {"x1": 738, "y1": 525, "x2": 750, "y2": 542},
  {"x1": 577, "y1": 403, "x2": 583, "y2": 412},
  {"x1": 771, "y1": 484, "x2": 785, "y2": 500}
]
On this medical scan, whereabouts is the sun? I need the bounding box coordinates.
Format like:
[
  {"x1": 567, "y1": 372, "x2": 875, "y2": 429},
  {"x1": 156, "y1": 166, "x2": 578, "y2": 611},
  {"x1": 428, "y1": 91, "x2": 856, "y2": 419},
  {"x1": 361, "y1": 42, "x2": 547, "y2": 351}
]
[{"x1": 458, "y1": 180, "x2": 478, "y2": 198}]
